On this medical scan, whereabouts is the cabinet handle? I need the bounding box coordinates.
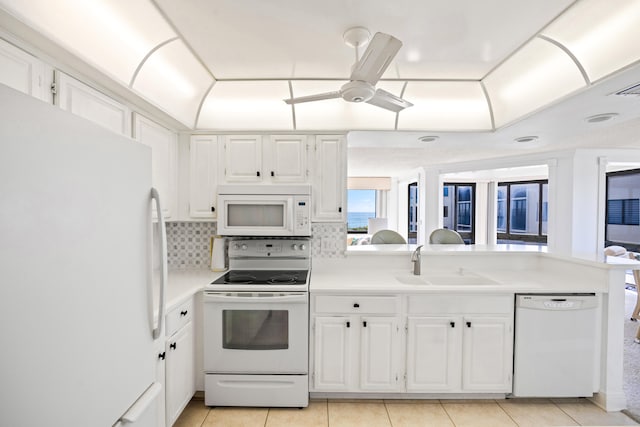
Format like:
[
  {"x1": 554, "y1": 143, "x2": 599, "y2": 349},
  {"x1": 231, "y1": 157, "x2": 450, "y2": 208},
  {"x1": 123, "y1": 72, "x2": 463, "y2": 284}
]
[
  {"x1": 170, "y1": 342, "x2": 177, "y2": 350},
  {"x1": 158, "y1": 352, "x2": 166, "y2": 360},
  {"x1": 211, "y1": 206, "x2": 215, "y2": 212},
  {"x1": 256, "y1": 171, "x2": 261, "y2": 177},
  {"x1": 466, "y1": 321, "x2": 472, "y2": 328},
  {"x1": 180, "y1": 310, "x2": 188, "y2": 317},
  {"x1": 271, "y1": 171, "x2": 275, "y2": 177},
  {"x1": 338, "y1": 207, "x2": 342, "y2": 213},
  {"x1": 450, "y1": 321, "x2": 455, "y2": 328},
  {"x1": 363, "y1": 321, "x2": 367, "y2": 327},
  {"x1": 353, "y1": 303, "x2": 359, "y2": 308},
  {"x1": 346, "y1": 321, "x2": 350, "y2": 328}
]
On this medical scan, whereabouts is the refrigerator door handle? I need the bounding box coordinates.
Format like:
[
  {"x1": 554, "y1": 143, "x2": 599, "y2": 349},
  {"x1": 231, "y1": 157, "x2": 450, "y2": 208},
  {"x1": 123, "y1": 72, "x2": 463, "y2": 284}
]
[
  {"x1": 151, "y1": 188, "x2": 167, "y2": 340},
  {"x1": 118, "y1": 382, "x2": 162, "y2": 424}
]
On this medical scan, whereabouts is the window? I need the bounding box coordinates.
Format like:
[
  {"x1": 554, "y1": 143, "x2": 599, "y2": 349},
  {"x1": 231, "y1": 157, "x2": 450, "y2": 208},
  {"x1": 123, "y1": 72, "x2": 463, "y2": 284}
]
[
  {"x1": 443, "y1": 183, "x2": 475, "y2": 243},
  {"x1": 408, "y1": 182, "x2": 418, "y2": 244},
  {"x1": 607, "y1": 199, "x2": 640, "y2": 225},
  {"x1": 606, "y1": 169, "x2": 640, "y2": 251},
  {"x1": 497, "y1": 180, "x2": 547, "y2": 244},
  {"x1": 347, "y1": 189, "x2": 376, "y2": 233}
]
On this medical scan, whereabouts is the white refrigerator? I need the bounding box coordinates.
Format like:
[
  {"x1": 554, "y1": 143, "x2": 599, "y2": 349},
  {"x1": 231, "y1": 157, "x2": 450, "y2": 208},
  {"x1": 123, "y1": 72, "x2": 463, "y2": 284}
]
[{"x1": 0, "y1": 84, "x2": 167, "y2": 427}]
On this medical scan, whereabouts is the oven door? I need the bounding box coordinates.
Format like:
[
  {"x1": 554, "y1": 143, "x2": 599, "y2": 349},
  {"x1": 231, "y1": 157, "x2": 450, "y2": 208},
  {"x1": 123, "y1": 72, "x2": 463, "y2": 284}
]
[{"x1": 203, "y1": 292, "x2": 308, "y2": 374}]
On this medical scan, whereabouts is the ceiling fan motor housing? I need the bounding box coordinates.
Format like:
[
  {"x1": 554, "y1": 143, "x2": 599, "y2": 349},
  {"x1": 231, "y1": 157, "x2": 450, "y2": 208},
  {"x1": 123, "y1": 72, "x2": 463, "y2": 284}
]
[{"x1": 341, "y1": 81, "x2": 375, "y2": 102}]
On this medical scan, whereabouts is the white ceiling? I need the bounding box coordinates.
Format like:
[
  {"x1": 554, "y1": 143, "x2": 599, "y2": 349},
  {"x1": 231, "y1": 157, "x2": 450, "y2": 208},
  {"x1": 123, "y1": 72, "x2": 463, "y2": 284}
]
[{"x1": 1, "y1": 0, "x2": 640, "y2": 177}]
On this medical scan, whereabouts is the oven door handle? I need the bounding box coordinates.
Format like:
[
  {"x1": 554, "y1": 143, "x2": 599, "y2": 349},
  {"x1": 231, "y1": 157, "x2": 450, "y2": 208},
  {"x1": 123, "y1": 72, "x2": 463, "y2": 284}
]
[{"x1": 204, "y1": 292, "x2": 307, "y2": 304}]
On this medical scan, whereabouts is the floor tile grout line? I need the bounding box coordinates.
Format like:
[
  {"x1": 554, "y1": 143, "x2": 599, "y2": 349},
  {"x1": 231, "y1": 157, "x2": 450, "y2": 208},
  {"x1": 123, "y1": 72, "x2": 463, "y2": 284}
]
[
  {"x1": 495, "y1": 399, "x2": 522, "y2": 427},
  {"x1": 551, "y1": 400, "x2": 582, "y2": 426},
  {"x1": 383, "y1": 401, "x2": 393, "y2": 427},
  {"x1": 440, "y1": 400, "x2": 459, "y2": 427}
]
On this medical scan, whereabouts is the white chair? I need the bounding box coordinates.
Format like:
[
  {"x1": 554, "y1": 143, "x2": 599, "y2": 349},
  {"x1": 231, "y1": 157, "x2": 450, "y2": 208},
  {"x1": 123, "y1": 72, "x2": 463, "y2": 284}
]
[
  {"x1": 371, "y1": 230, "x2": 407, "y2": 244},
  {"x1": 429, "y1": 228, "x2": 464, "y2": 244}
]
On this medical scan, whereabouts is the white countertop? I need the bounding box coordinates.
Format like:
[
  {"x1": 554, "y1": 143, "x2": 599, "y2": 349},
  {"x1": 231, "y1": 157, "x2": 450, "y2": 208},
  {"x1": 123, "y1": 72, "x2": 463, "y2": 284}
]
[{"x1": 165, "y1": 269, "x2": 225, "y2": 311}]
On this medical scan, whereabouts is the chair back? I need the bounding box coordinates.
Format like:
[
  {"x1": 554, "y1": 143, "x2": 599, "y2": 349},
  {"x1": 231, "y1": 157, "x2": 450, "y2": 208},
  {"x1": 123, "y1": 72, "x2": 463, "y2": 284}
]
[
  {"x1": 371, "y1": 230, "x2": 407, "y2": 244},
  {"x1": 429, "y1": 228, "x2": 464, "y2": 244}
]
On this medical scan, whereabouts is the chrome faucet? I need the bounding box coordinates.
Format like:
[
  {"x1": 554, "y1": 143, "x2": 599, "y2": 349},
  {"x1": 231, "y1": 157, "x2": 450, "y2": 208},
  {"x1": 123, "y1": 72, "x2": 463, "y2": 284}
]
[{"x1": 411, "y1": 245, "x2": 424, "y2": 275}]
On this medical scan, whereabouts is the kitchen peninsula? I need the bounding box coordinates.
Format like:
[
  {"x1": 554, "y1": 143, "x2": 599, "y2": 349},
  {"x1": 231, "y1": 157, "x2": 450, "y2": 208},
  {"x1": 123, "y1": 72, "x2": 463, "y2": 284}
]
[{"x1": 308, "y1": 244, "x2": 630, "y2": 411}]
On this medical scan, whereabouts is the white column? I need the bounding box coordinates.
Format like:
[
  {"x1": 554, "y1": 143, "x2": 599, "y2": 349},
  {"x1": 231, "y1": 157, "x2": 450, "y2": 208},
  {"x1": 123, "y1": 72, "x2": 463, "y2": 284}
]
[
  {"x1": 423, "y1": 167, "x2": 442, "y2": 244},
  {"x1": 486, "y1": 181, "x2": 498, "y2": 245}
]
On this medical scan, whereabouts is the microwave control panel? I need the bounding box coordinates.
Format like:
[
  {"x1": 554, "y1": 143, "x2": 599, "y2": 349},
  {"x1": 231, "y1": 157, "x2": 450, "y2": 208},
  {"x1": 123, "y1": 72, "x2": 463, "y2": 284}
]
[{"x1": 293, "y1": 196, "x2": 311, "y2": 234}]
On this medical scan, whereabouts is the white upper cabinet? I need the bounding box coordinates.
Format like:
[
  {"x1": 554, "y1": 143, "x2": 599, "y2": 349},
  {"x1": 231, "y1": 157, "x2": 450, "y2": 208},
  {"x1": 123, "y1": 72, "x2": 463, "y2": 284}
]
[
  {"x1": 223, "y1": 134, "x2": 309, "y2": 183},
  {"x1": 0, "y1": 38, "x2": 51, "y2": 102},
  {"x1": 189, "y1": 135, "x2": 219, "y2": 219},
  {"x1": 56, "y1": 72, "x2": 131, "y2": 136},
  {"x1": 134, "y1": 113, "x2": 177, "y2": 219},
  {"x1": 268, "y1": 135, "x2": 308, "y2": 182},
  {"x1": 223, "y1": 135, "x2": 263, "y2": 182},
  {"x1": 312, "y1": 135, "x2": 346, "y2": 221}
]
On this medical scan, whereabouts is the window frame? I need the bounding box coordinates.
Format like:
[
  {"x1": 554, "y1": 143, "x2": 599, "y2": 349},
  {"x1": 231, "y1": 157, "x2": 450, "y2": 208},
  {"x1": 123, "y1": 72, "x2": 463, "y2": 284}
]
[
  {"x1": 442, "y1": 182, "x2": 476, "y2": 244},
  {"x1": 496, "y1": 179, "x2": 548, "y2": 244},
  {"x1": 346, "y1": 188, "x2": 377, "y2": 234},
  {"x1": 605, "y1": 168, "x2": 640, "y2": 251}
]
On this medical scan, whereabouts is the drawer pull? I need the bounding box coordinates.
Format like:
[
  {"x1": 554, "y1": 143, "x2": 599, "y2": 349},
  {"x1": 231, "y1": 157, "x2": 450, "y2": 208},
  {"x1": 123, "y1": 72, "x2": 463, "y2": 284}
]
[
  {"x1": 363, "y1": 321, "x2": 367, "y2": 327},
  {"x1": 346, "y1": 321, "x2": 350, "y2": 328},
  {"x1": 466, "y1": 321, "x2": 472, "y2": 328},
  {"x1": 158, "y1": 352, "x2": 166, "y2": 360},
  {"x1": 353, "y1": 303, "x2": 360, "y2": 308},
  {"x1": 450, "y1": 322, "x2": 455, "y2": 328},
  {"x1": 170, "y1": 342, "x2": 177, "y2": 350},
  {"x1": 180, "y1": 310, "x2": 188, "y2": 317}
]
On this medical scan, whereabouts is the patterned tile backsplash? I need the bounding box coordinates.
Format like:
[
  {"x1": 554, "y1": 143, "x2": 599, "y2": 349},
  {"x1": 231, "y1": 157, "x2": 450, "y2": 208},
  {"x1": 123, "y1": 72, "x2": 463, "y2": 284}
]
[{"x1": 166, "y1": 221, "x2": 348, "y2": 269}]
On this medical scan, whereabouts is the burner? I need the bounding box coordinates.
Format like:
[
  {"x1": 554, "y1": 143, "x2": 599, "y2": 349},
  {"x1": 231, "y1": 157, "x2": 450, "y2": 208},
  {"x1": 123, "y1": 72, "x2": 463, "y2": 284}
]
[
  {"x1": 268, "y1": 273, "x2": 298, "y2": 284},
  {"x1": 225, "y1": 273, "x2": 257, "y2": 284}
]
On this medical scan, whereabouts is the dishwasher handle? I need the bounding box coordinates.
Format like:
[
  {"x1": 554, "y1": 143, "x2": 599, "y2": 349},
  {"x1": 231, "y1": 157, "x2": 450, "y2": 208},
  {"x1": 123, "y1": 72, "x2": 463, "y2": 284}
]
[{"x1": 516, "y1": 294, "x2": 598, "y2": 310}]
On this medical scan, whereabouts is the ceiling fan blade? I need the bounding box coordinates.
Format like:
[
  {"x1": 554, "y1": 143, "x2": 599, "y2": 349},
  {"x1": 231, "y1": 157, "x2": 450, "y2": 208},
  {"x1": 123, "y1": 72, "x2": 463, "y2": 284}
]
[
  {"x1": 350, "y1": 32, "x2": 402, "y2": 85},
  {"x1": 284, "y1": 91, "x2": 341, "y2": 104},
  {"x1": 366, "y1": 88, "x2": 413, "y2": 112}
]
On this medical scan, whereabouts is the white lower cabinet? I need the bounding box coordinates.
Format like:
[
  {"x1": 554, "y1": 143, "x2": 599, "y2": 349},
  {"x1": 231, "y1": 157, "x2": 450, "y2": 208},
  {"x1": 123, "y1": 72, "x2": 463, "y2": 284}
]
[
  {"x1": 406, "y1": 315, "x2": 513, "y2": 393},
  {"x1": 164, "y1": 299, "x2": 195, "y2": 427},
  {"x1": 311, "y1": 293, "x2": 514, "y2": 396},
  {"x1": 312, "y1": 295, "x2": 402, "y2": 393}
]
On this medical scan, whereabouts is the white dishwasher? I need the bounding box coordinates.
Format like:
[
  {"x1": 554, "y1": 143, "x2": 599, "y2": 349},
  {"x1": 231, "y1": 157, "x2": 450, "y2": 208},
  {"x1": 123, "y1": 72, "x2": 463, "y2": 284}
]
[{"x1": 513, "y1": 294, "x2": 598, "y2": 397}]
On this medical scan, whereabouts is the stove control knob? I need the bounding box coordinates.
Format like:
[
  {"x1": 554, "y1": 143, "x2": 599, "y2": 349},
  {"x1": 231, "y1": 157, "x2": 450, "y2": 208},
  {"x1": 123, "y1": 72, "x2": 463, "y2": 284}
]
[
  {"x1": 232, "y1": 243, "x2": 240, "y2": 250},
  {"x1": 241, "y1": 244, "x2": 248, "y2": 250},
  {"x1": 291, "y1": 244, "x2": 298, "y2": 250},
  {"x1": 300, "y1": 244, "x2": 306, "y2": 251}
]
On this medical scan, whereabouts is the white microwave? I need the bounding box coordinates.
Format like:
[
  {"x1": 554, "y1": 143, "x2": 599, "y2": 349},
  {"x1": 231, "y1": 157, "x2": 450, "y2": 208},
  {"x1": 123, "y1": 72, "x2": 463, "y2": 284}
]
[{"x1": 217, "y1": 185, "x2": 311, "y2": 236}]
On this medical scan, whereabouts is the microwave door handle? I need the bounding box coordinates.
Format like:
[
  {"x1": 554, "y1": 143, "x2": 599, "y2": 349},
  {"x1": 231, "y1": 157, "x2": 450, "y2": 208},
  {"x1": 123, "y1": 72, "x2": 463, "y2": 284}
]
[{"x1": 204, "y1": 293, "x2": 307, "y2": 304}]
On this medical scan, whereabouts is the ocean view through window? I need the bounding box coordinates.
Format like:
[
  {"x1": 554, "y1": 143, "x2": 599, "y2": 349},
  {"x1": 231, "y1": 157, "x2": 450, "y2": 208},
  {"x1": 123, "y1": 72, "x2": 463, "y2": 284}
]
[{"x1": 347, "y1": 189, "x2": 376, "y2": 233}]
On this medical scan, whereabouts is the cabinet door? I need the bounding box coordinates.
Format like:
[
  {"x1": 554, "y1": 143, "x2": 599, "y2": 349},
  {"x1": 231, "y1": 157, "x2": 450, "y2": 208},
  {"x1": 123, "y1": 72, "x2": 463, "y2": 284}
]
[
  {"x1": 462, "y1": 316, "x2": 513, "y2": 392},
  {"x1": 312, "y1": 135, "x2": 346, "y2": 221},
  {"x1": 268, "y1": 135, "x2": 308, "y2": 182},
  {"x1": 165, "y1": 321, "x2": 195, "y2": 427},
  {"x1": 134, "y1": 114, "x2": 177, "y2": 219},
  {"x1": 189, "y1": 135, "x2": 218, "y2": 218},
  {"x1": 224, "y1": 135, "x2": 262, "y2": 182},
  {"x1": 0, "y1": 39, "x2": 51, "y2": 102},
  {"x1": 406, "y1": 317, "x2": 461, "y2": 391},
  {"x1": 313, "y1": 316, "x2": 353, "y2": 391},
  {"x1": 360, "y1": 316, "x2": 401, "y2": 391},
  {"x1": 57, "y1": 72, "x2": 131, "y2": 136}
]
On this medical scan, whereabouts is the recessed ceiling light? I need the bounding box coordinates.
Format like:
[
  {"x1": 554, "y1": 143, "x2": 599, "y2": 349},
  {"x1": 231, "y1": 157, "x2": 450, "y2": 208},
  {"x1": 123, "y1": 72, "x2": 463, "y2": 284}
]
[
  {"x1": 418, "y1": 136, "x2": 439, "y2": 143},
  {"x1": 513, "y1": 136, "x2": 539, "y2": 143},
  {"x1": 585, "y1": 113, "x2": 618, "y2": 123}
]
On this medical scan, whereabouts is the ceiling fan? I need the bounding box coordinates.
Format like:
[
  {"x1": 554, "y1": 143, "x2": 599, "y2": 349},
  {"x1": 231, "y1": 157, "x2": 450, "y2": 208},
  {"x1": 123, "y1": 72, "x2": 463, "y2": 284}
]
[{"x1": 284, "y1": 27, "x2": 413, "y2": 113}]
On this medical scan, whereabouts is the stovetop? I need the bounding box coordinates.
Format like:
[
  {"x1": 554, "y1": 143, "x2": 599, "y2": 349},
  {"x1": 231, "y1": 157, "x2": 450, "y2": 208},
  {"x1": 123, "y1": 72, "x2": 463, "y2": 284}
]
[{"x1": 212, "y1": 269, "x2": 308, "y2": 285}]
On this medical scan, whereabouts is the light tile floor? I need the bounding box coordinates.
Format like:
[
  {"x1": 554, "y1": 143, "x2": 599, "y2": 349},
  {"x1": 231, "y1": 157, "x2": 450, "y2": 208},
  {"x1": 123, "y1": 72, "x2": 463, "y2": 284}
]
[{"x1": 175, "y1": 397, "x2": 639, "y2": 427}]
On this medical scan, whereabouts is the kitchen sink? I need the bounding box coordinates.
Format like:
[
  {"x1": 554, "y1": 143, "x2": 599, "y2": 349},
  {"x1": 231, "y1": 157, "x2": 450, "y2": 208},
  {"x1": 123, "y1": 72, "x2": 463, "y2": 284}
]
[{"x1": 395, "y1": 269, "x2": 499, "y2": 286}]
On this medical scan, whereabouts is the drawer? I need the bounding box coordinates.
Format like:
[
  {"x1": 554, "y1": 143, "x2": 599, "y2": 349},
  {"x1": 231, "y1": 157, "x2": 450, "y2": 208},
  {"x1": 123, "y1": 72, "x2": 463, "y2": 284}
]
[
  {"x1": 408, "y1": 294, "x2": 513, "y2": 314},
  {"x1": 166, "y1": 298, "x2": 193, "y2": 337},
  {"x1": 314, "y1": 295, "x2": 399, "y2": 314}
]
